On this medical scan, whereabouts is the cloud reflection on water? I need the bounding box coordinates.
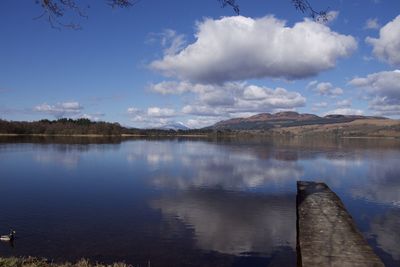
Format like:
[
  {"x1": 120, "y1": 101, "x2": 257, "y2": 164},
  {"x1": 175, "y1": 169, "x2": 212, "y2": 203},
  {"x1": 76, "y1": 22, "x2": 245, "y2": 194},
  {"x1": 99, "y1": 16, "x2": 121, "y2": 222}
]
[
  {"x1": 34, "y1": 152, "x2": 80, "y2": 169},
  {"x1": 368, "y1": 210, "x2": 400, "y2": 261},
  {"x1": 352, "y1": 157, "x2": 400, "y2": 207},
  {"x1": 127, "y1": 141, "x2": 299, "y2": 258},
  {"x1": 152, "y1": 189, "x2": 296, "y2": 256},
  {"x1": 2, "y1": 137, "x2": 400, "y2": 266},
  {"x1": 126, "y1": 141, "x2": 303, "y2": 190}
]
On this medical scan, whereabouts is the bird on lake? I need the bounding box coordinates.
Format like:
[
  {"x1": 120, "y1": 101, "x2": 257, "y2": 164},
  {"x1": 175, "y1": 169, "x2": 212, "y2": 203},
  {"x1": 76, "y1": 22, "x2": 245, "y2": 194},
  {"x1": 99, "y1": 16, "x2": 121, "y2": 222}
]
[{"x1": 0, "y1": 230, "x2": 16, "y2": 242}]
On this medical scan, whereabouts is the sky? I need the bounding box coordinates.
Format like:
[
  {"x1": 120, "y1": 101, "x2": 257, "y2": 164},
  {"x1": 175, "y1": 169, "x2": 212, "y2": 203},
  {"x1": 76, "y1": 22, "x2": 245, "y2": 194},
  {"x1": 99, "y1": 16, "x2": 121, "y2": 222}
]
[{"x1": 0, "y1": 0, "x2": 399, "y2": 128}]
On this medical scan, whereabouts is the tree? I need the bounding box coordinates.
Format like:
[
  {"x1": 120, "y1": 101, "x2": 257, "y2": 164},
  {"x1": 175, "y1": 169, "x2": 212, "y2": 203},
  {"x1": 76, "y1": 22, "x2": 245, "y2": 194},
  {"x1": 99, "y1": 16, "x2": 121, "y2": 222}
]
[
  {"x1": 34, "y1": 0, "x2": 328, "y2": 29},
  {"x1": 34, "y1": 0, "x2": 138, "y2": 29},
  {"x1": 219, "y1": 0, "x2": 328, "y2": 21}
]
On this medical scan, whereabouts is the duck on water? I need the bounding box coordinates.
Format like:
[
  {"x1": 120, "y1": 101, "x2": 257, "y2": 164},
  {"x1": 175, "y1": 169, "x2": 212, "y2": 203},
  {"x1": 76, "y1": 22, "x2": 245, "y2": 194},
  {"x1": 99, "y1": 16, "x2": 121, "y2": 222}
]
[{"x1": 0, "y1": 230, "x2": 16, "y2": 242}]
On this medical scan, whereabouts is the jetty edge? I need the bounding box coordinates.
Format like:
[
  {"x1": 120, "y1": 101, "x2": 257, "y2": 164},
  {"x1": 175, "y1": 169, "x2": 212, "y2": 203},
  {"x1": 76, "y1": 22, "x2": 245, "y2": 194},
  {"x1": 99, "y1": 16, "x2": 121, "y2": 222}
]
[{"x1": 296, "y1": 181, "x2": 384, "y2": 267}]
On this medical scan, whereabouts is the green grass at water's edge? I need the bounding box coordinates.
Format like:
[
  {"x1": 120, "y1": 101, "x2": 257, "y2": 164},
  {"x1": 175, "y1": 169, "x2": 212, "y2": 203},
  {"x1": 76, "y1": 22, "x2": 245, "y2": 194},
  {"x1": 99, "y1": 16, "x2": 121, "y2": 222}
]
[{"x1": 0, "y1": 257, "x2": 132, "y2": 267}]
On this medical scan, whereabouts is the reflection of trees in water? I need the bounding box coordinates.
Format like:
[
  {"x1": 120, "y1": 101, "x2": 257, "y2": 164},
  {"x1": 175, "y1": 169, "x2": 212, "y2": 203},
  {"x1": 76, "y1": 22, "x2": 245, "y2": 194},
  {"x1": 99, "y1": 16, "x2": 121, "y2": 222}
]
[
  {"x1": 0, "y1": 136, "x2": 124, "y2": 168},
  {"x1": 34, "y1": 151, "x2": 80, "y2": 169},
  {"x1": 0, "y1": 135, "x2": 125, "y2": 144},
  {"x1": 368, "y1": 209, "x2": 400, "y2": 261},
  {"x1": 152, "y1": 189, "x2": 296, "y2": 256},
  {"x1": 30, "y1": 142, "x2": 122, "y2": 169}
]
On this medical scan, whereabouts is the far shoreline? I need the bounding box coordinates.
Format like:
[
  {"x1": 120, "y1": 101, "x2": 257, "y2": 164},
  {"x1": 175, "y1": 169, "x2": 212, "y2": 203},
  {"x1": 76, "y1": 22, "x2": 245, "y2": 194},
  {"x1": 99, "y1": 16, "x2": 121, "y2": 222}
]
[
  {"x1": 0, "y1": 133, "x2": 215, "y2": 138},
  {"x1": 1, "y1": 132, "x2": 400, "y2": 139}
]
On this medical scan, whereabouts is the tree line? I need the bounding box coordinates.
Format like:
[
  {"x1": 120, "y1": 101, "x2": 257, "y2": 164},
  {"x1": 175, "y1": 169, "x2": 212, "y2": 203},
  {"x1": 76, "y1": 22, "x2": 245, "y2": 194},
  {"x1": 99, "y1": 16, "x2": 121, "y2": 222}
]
[
  {"x1": 0, "y1": 118, "x2": 215, "y2": 136},
  {"x1": 0, "y1": 118, "x2": 127, "y2": 135}
]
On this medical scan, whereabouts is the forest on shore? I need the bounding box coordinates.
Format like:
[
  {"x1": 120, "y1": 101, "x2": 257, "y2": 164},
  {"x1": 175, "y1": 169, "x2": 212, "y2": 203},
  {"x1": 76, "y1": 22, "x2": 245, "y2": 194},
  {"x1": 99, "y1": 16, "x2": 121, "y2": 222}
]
[{"x1": 0, "y1": 118, "x2": 213, "y2": 136}]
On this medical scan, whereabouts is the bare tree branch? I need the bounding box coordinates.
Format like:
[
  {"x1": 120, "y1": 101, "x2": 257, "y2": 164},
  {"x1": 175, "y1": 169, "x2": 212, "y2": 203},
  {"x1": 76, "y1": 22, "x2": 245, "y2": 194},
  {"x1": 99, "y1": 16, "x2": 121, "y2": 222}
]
[
  {"x1": 107, "y1": 0, "x2": 136, "y2": 8},
  {"x1": 34, "y1": 0, "x2": 138, "y2": 30},
  {"x1": 291, "y1": 0, "x2": 329, "y2": 22},
  {"x1": 220, "y1": 0, "x2": 329, "y2": 21},
  {"x1": 219, "y1": 0, "x2": 240, "y2": 15},
  {"x1": 33, "y1": 0, "x2": 328, "y2": 30}
]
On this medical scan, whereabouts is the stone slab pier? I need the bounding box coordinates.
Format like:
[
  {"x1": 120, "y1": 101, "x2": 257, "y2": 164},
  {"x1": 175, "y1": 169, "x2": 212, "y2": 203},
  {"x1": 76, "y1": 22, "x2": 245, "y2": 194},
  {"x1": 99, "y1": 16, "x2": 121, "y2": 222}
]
[{"x1": 296, "y1": 181, "x2": 384, "y2": 267}]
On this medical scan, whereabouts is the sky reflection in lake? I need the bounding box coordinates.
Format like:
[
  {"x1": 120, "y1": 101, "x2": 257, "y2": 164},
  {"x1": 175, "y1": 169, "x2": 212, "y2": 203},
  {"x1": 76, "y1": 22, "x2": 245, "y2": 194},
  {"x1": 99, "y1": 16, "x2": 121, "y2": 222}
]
[{"x1": 0, "y1": 137, "x2": 399, "y2": 267}]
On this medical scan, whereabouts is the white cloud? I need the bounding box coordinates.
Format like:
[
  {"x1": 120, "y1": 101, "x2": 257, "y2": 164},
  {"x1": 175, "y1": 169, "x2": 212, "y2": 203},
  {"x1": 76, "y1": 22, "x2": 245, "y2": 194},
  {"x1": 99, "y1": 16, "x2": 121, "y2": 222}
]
[
  {"x1": 366, "y1": 15, "x2": 400, "y2": 66},
  {"x1": 239, "y1": 86, "x2": 305, "y2": 110},
  {"x1": 141, "y1": 80, "x2": 307, "y2": 128},
  {"x1": 311, "y1": 101, "x2": 328, "y2": 112},
  {"x1": 308, "y1": 81, "x2": 343, "y2": 96},
  {"x1": 313, "y1": 102, "x2": 328, "y2": 108},
  {"x1": 199, "y1": 89, "x2": 235, "y2": 106},
  {"x1": 147, "y1": 107, "x2": 175, "y2": 117},
  {"x1": 126, "y1": 106, "x2": 178, "y2": 128},
  {"x1": 364, "y1": 18, "x2": 380, "y2": 30},
  {"x1": 185, "y1": 117, "x2": 225, "y2": 129},
  {"x1": 336, "y1": 99, "x2": 351, "y2": 108},
  {"x1": 325, "y1": 108, "x2": 363, "y2": 116},
  {"x1": 148, "y1": 81, "x2": 226, "y2": 96},
  {"x1": 127, "y1": 107, "x2": 147, "y2": 122},
  {"x1": 127, "y1": 107, "x2": 140, "y2": 114},
  {"x1": 369, "y1": 97, "x2": 400, "y2": 116},
  {"x1": 350, "y1": 70, "x2": 400, "y2": 115},
  {"x1": 350, "y1": 70, "x2": 400, "y2": 99},
  {"x1": 306, "y1": 80, "x2": 318, "y2": 88},
  {"x1": 161, "y1": 29, "x2": 186, "y2": 56},
  {"x1": 147, "y1": 29, "x2": 186, "y2": 56},
  {"x1": 149, "y1": 80, "x2": 305, "y2": 116},
  {"x1": 150, "y1": 15, "x2": 357, "y2": 83},
  {"x1": 181, "y1": 105, "x2": 220, "y2": 117},
  {"x1": 80, "y1": 113, "x2": 105, "y2": 121},
  {"x1": 362, "y1": 56, "x2": 374, "y2": 62},
  {"x1": 148, "y1": 81, "x2": 192, "y2": 94},
  {"x1": 324, "y1": 11, "x2": 339, "y2": 24},
  {"x1": 155, "y1": 81, "x2": 306, "y2": 117},
  {"x1": 34, "y1": 101, "x2": 83, "y2": 118}
]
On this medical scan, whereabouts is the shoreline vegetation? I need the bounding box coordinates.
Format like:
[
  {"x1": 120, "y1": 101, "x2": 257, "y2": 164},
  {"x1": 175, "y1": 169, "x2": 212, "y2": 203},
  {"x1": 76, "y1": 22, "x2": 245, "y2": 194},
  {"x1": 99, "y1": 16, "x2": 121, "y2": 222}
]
[
  {"x1": 0, "y1": 257, "x2": 132, "y2": 267},
  {"x1": 0, "y1": 117, "x2": 400, "y2": 139},
  {"x1": 0, "y1": 118, "x2": 212, "y2": 137}
]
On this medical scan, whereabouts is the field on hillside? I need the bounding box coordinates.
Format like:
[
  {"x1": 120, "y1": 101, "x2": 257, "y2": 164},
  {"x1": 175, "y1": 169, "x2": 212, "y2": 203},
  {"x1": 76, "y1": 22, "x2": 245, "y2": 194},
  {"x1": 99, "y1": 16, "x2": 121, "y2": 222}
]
[{"x1": 271, "y1": 119, "x2": 400, "y2": 138}]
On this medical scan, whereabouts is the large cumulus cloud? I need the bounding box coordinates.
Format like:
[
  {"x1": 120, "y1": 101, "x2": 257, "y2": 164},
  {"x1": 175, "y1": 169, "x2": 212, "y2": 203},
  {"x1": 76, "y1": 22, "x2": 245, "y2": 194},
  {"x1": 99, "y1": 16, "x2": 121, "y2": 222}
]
[
  {"x1": 150, "y1": 15, "x2": 357, "y2": 83},
  {"x1": 366, "y1": 15, "x2": 400, "y2": 67},
  {"x1": 350, "y1": 70, "x2": 400, "y2": 115}
]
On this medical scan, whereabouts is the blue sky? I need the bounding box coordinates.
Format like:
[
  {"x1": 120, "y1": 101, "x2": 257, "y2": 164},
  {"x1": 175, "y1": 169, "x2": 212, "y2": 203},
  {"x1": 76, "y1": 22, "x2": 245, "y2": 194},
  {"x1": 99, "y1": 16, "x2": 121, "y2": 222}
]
[{"x1": 0, "y1": 0, "x2": 399, "y2": 128}]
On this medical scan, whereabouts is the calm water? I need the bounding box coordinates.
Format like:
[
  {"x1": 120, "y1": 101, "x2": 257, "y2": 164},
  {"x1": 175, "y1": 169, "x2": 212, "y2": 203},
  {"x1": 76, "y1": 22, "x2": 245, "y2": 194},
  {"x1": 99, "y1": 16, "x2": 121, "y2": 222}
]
[{"x1": 0, "y1": 136, "x2": 399, "y2": 267}]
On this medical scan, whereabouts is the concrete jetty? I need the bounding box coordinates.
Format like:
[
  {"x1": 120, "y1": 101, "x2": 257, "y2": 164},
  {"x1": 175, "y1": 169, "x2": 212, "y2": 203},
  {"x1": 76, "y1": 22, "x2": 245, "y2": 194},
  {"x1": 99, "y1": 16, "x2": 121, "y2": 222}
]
[{"x1": 296, "y1": 181, "x2": 384, "y2": 267}]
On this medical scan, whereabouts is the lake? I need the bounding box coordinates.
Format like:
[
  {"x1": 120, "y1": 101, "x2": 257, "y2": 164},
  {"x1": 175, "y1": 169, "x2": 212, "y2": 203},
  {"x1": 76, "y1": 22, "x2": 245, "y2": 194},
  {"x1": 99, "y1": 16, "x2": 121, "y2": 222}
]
[{"x1": 0, "y1": 136, "x2": 399, "y2": 267}]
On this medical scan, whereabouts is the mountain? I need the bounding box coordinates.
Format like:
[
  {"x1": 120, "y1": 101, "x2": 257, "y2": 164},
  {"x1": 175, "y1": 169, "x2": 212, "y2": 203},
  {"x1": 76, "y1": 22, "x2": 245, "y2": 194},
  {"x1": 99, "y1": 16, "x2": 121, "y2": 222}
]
[
  {"x1": 158, "y1": 122, "x2": 190, "y2": 131},
  {"x1": 209, "y1": 111, "x2": 386, "y2": 130}
]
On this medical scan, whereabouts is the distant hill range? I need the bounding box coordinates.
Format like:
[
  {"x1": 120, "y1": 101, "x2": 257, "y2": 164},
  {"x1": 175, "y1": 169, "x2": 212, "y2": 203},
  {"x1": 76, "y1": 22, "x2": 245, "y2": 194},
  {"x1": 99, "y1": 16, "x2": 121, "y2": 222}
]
[
  {"x1": 1, "y1": 113, "x2": 399, "y2": 138},
  {"x1": 208, "y1": 111, "x2": 387, "y2": 130}
]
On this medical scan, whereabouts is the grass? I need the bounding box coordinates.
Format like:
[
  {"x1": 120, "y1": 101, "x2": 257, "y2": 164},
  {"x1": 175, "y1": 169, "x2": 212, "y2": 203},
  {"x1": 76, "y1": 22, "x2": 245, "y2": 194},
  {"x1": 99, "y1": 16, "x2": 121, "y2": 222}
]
[
  {"x1": 0, "y1": 257, "x2": 132, "y2": 267},
  {"x1": 271, "y1": 119, "x2": 400, "y2": 138}
]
